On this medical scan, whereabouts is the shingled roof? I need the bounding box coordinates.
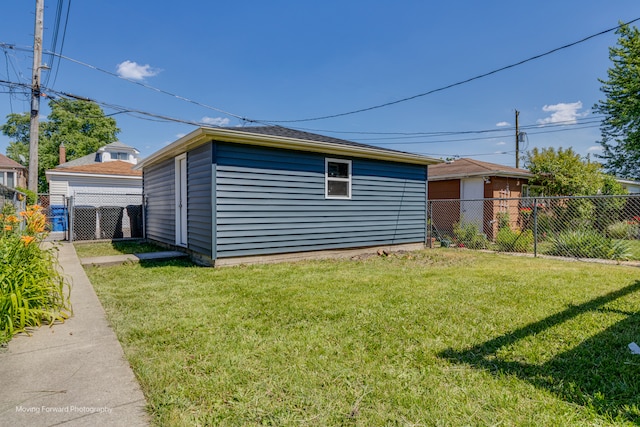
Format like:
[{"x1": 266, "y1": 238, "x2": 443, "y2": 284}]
[
  {"x1": 57, "y1": 141, "x2": 139, "y2": 168},
  {"x1": 428, "y1": 158, "x2": 533, "y2": 180},
  {"x1": 138, "y1": 126, "x2": 441, "y2": 169},
  {"x1": 48, "y1": 160, "x2": 141, "y2": 177},
  {"x1": 0, "y1": 153, "x2": 26, "y2": 170},
  {"x1": 220, "y1": 126, "x2": 395, "y2": 152}
]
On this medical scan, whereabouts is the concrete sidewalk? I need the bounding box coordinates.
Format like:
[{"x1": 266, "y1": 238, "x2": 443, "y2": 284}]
[{"x1": 0, "y1": 242, "x2": 150, "y2": 426}]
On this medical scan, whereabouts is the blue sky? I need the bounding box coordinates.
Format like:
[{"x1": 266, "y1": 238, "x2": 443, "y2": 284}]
[{"x1": 1, "y1": 1, "x2": 639, "y2": 168}]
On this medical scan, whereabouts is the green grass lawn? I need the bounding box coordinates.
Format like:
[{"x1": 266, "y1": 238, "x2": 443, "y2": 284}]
[
  {"x1": 73, "y1": 240, "x2": 164, "y2": 258},
  {"x1": 85, "y1": 250, "x2": 640, "y2": 426}
]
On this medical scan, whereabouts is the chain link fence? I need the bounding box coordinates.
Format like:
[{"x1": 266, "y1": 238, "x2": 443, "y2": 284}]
[
  {"x1": 37, "y1": 193, "x2": 144, "y2": 241},
  {"x1": 1, "y1": 184, "x2": 26, "y2": 217},
  {"x1": 37, "y1": 193, "x2": 68, "y2": 238},
  {"x1": 428, "y1": 194, "x2": 640, "y2": 261}
]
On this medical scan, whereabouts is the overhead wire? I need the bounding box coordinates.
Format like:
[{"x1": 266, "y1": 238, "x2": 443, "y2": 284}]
[
  {"x1": 0, "y1": 74, "x2": 607, "y2": 157},
  {"x1": 6, "y1": 17, "x2": 634, "y2": 131},
  {"x1": 42, "y1": 0, "x2": 63, "y2": 89},
  {"x1": 44, "y1": 50, "x2": 256, "y2": 123},
  {"x1": 1, "y1": 16, "x2": 634, "y2": 160},
  {"x1": 255, "y1": 17, "x2": 640, "y2": 123},
  {"x1": 48, "y1": 0, "x2": 72, "y2": 89}
]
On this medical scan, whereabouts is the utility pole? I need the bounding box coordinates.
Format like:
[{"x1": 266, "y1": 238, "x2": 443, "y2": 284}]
[
  {"x1": 515, "y1": 110, "x2": 520, "y2": 169},
  {"x1": 28, "y1": 0, "x2": 45, "y2": 192}
]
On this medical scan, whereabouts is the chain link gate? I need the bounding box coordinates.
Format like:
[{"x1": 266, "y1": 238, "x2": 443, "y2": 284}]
[
  {"x1": 37, "y1": 194, "x2": 68, "y2": 239},
  {"x1": 428, "y1": 194, "x2": 640, "y2": 261},
  {"x1": 67, "y1": 193, "x2": 144, "y2": 242}
]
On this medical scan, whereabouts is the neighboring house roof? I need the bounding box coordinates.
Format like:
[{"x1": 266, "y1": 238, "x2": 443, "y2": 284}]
[
  {"x1": 47, "y1": 160, "x2": 142, "y2": 178},
  {"x1": 101, "y1": 141, "x2": 139, "y2": 152},
  {"x1": 58, "y1": 152, "x2": 99, "y2": 168},
  {"x1": 617, "y1": 178, "x2": 640, "y2": 194},
  {"x1": 57, "y1": 141, "x2": 139, "y2": 168},
  {"x1": 0, "y1": 153, "x2": 26, "y2": 170},
  {"x1": 428, "y1": 158, "x2": 533, "y2": 181},
  {"x1": 137, "y1": 126, "x2": 442, "y2": 169}
]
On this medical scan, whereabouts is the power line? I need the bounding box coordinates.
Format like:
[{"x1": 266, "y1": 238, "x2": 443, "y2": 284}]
[
  {"x1": 418, "y1": 150, "x2": 516, "y2": 158},
  {"x1": 45, "y1": 0, "x2": 71, "y2": 89},
  {"x1": 373, "y1": 123, "x2": 602, "y2": 146},
  {"x1": 256, "y1": 17, "x2": 640, "y2": 123},
  {"x1": 0, "y1": 76, "x2": 608, "y2": 148},
  {"x1": 45, "y1": 50, "x2": 257, "y2": 123},
  {"x1": 5, "y1": 17, "x2": 634, "y2": 130},
  {"x1": 282, "y1": 116, "x2": 605, "y2": 144},
  {"x1": 0, "y1": 77, "x2": 609, "y2": 164}
]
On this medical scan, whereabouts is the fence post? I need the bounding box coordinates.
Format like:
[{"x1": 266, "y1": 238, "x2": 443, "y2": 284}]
[
  {"x1": 533, "y1": 197, "x2": 538, "y2": 257},
  {"x1": 426, "y1": 201, "x2": 432, "y2": 247},
  {"x1": 68, "y1": 196, "x2": 74, "y2": 243},
  {"x1": 142, "y1": 195, "x2": 147, "y2": 240}
]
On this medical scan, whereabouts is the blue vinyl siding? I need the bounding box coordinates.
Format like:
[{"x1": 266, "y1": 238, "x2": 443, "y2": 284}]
[
  {"x1": 144, "y1": 159, "x2": 175, "y2": 245},
  {"x1": 214, "y1": 142, "x2": 426, "y2": 258},
  {"x1": 187, "y1": 143, "x2": 213, "y2": 257}
]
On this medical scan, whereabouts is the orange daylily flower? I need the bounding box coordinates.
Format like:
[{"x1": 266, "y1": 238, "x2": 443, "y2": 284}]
[{"x1": 20, "y1": 235, "x2": 35, "y2": 246}]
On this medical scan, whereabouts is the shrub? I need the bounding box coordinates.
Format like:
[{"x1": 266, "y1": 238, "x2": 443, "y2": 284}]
[
  {"x1": 495, "y1": 227, "x2": 533, "y2": 253},
  {"x1": 15, "y1": 187, "x2": 37, "y2": 205},
  {"x1": 496, "y1": 212, "x2": 510, "y2": 230},
  {"x1": 545, "y1": 229, "x2": 631, "y2": 261},
  {"x1": 453, "y1": 221, "x2": 488, "y2": 249},
  {"x1": 0, "y1": 204, "x2": 71, "y2": 344},
  {"x1": 606, "y1": 221, "x2": 639, "y2": 239}
]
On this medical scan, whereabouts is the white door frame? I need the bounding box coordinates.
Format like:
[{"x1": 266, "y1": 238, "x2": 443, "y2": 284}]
[{"x1": 175, "y1": 154, "x2": 188, "y2": 247}]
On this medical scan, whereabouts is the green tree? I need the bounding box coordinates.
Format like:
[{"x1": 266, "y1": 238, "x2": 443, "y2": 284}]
[
  {"x1": 1, "y1": 99, "x2": 120, "y2": 192},
  {"x1": 2, "y1": 113, "x2": 31, "y2": 164},
  {"x1": 593, "y1": 23, "x2": 640, "y2": 179},
  {"x1": 524, "y1": 146, "x2": 625, "y2": 196}
]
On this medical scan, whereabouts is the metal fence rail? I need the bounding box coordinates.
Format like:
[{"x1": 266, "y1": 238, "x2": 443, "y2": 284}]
[{"x1": 428, "y1": 194, "x2": 640, "y2": 261}]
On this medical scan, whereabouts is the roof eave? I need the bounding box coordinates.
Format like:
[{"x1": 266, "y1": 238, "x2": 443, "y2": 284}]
[
  {"x1": 136, "y1": 127, "x2": 442, "y2": 169},
  {"x1": 428, "y1": 171, "x2": 533, "y2": 181},
  {"x1": 45, "y1": 170, "x2": 142, "y2": 180}
]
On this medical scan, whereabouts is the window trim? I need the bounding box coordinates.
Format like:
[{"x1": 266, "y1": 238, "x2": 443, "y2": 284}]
[{"x1": 325, "y1": 158, "x2": 352, "y2": 199}]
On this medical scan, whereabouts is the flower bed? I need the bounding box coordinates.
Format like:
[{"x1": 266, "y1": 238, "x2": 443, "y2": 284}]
[{"x1": 0, "y1": 204, "x2": 71, "y2": 344}]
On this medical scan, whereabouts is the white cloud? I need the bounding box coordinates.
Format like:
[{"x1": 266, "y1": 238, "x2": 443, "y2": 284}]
[
  {"x1": 496, "y1": 121, "x2": 510, "y2": 127},
  {"x1": 116, "y1": 60, "x2": 160, "y2": 80},
  {"x1": 176, "y1": 133, "x2": 186, "y2": 139},
  {"x1": 587, "y1": 145, "x2": 603, "y2": 152},
  {"x1": 496, "y1": 141, "x2": 506, "y2": 146},
  {"x1": 537, "y1": 101, "x2": 585, "y2": 125},
  {"x1": 201, "y1": 116, "x2": 230, "y2": 127}
]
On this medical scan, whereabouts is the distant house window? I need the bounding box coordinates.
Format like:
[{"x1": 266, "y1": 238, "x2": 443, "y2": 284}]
[
  {"x1": 112, "y1": 152, "x2": 129, "y2": 161},
  {"x1": 6, "y1": 172, "x2": 14, "y2": 188},
  {"x1": 325, "y1": 158, "x2": 351, "y2": 199},
  {"x1": 0, "y1": 171, "x2": 15, "y2": 188}
]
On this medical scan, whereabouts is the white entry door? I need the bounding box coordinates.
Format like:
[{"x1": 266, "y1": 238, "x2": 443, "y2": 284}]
[
  {"x1": 175, "y1": 154, "x2": 188, "y2": 247},
  {"x1": 460, "y1": 177, "x2": 484, "y2": 229}
]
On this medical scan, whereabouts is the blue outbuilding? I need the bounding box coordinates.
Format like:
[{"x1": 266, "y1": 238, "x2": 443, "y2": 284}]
[{"x1": 136, "y1": 126, "x2": 441, "y2": 266}]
